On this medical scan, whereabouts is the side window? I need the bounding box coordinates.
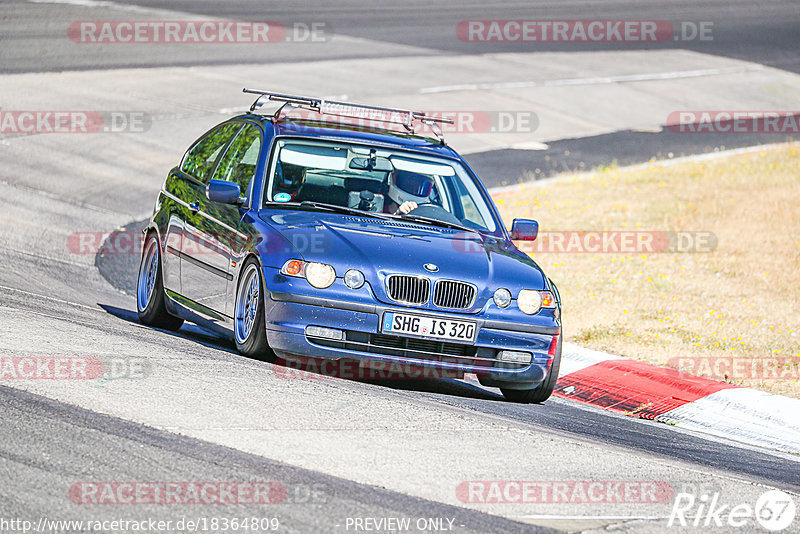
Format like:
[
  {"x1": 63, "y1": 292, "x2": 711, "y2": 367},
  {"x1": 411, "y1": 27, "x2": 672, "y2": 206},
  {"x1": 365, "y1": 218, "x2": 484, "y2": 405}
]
[
  {"x1": 212, "y1": 124, "x2": 262, "y2": 193},
  {"x1": 181, "y1": 123, "x2": 241, "y2": 183}
]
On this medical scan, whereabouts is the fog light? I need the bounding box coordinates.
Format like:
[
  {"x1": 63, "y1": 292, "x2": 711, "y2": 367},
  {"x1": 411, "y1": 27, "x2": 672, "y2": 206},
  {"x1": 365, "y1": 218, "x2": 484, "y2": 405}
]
[
  {"x1": 305, "y1": 326, "x2": 343, "y2": 340},
  {"x1": 493, "y1": 288, "x2": 512, "y2": 308},
  {"x1": 498, "y1": 350, "x2": 532, "y2": 364},
  {"x1": 344, "y1": 269, "x2": 365, "y2": 289}
]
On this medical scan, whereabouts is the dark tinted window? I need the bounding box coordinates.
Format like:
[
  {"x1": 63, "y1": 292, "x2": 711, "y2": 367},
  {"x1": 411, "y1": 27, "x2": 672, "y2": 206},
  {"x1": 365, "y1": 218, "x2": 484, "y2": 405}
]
[
  {"x1": 181, "y1": 123, "x2": 241, "y2": 182},
  {"x1": 212, "y1": 123, "x2": 262, "y2": 192}
]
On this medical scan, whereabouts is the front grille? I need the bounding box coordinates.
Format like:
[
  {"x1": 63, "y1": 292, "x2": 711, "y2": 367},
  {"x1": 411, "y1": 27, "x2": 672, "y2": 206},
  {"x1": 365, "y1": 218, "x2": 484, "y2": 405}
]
[
  {"x1": 433, "y1": 280, "x2": 477, "y2": 309},
  {"x1": 370, "y1": 333, "x2": 475, "y2": 358},
  {"x1": 307, "y1": 331, "x2": 527, "y2": 371},
  {"x1": 386, "y1": 275, "x2": 430, "y2": 305}
]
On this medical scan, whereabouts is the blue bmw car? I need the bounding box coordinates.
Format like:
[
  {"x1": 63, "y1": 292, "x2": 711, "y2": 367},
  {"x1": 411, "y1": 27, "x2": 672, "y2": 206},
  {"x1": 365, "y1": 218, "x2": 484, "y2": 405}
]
[{"x1": 137, "y1": 89, "x2": 562, "y2": 403}]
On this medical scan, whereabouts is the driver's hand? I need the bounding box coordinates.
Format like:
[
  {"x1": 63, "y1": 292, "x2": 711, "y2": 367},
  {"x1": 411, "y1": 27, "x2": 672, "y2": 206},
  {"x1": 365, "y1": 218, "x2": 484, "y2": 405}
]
[{"x1": 398, "y1": 201, "x2": 418, "y2": 214}]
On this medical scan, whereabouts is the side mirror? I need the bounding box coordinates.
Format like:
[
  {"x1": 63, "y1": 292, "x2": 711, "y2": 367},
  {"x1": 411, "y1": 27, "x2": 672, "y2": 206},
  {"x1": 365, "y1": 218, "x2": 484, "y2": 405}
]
[
  {"x1": 206, "y1": 179, "x2": 242, "y2": 205},
  {"x1": 510, "y1": 219, "x2": 538, "y2": 241}
]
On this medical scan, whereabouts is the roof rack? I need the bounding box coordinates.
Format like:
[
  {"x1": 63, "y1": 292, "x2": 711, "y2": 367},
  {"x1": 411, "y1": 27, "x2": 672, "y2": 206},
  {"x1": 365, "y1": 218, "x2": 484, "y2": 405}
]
[{"x1": 242, "y1": 88, "x2": 453, "y2": 143}]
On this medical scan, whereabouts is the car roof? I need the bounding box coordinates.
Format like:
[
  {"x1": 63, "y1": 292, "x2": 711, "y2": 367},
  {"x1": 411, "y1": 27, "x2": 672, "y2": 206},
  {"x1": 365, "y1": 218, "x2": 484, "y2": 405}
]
[{"x1": 236, "y1": 113, "x2": 462, "y2": 159}]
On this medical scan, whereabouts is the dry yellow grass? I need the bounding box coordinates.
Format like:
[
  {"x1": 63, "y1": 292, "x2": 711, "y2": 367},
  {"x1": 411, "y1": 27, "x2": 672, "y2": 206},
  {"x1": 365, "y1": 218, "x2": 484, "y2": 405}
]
[{"x1": 494, "y1": 143, "x2": 800, "y2": 397}]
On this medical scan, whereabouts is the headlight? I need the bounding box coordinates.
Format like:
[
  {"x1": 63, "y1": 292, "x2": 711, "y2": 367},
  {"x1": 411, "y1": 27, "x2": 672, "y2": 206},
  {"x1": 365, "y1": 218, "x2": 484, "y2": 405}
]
[
  {"x1": 304, "y1": 262, "x2": 336, "y2": 289},
  {"x1": 344, "y1": 269, "x2": 365, "y2": 289},
  {"x1": 493, "y1": 288, "x2": 512, "y2": 308},
  {"x1": 517, "y1": 289, "x2": 542, "y2": 315},
  {"x1": 517, "y1": 290, "x2": 556, "y2": 315},
  {"x1": 281, "y1": 259, "x2": 336, "y2": 289}
]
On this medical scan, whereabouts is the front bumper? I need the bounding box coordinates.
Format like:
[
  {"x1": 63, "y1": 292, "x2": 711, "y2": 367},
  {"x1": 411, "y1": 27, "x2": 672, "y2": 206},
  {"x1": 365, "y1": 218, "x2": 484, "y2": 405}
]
[{"x1": 265, "y1": 290, "x2": 559, "y2": 386}]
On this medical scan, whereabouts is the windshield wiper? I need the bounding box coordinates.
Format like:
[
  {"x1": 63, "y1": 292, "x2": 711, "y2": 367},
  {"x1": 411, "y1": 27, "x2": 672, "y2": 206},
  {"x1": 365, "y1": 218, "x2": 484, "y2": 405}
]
[
  {"x1": 266, "y1": 201, "x2": 476, "y2": 231},
  {"x1": 296, "y1": 201, "x2": 393, "y2": 219},
  {"x1": 394, "y1": 213, "x2": 478, "y2": 234}
]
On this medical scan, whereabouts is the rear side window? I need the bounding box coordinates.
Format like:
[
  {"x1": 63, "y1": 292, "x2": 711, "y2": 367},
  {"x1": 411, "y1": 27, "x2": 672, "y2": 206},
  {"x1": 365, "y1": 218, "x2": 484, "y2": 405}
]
[
  {"x1": 212, "y1": 123, "x2": 262, "y2": 192},
  {"x1": 181, "y1": 123, "x2": 241, "y2": 182}
]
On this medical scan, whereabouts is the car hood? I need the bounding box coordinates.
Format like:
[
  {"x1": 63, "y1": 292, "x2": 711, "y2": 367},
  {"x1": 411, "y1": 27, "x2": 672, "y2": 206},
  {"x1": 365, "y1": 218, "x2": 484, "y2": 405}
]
[{"x1": 259, "y1": 209, "x2": 547, "y2": 309}]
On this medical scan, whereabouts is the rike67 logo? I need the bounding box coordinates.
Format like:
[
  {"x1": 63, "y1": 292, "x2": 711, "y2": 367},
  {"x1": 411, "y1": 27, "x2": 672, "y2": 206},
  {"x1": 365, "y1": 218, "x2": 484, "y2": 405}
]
[{"x1": 669, "y1": 489, "x2": 796, "y2": 531}]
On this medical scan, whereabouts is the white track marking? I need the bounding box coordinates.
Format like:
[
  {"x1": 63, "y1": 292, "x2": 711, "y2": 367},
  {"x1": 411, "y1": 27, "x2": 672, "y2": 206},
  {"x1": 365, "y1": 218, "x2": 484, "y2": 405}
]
[
  {"x1": 0, "y1": 283, "x2": 105, "y2": 313},
  {"x1": 421, "y1": 65, "x2": 765, "y2": 94},
  {"x1": 27, "y1": 0, "x2": 177, "y2": 14},
  {"x1": 514, "y1": 515, "x2": 668, "y2": 520}
]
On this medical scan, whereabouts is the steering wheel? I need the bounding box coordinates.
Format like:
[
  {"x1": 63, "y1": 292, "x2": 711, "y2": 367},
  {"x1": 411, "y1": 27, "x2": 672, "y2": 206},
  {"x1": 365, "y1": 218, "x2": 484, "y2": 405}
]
[
  {"x1": 393, "y1": 201, "x2": 433, "y2": 215},
  {"x1": 406, "y1": 202, "x2": 435, "y2": 210},
  {"x1": 403, "y1": 203, "x2": 464, "y2": 227}
]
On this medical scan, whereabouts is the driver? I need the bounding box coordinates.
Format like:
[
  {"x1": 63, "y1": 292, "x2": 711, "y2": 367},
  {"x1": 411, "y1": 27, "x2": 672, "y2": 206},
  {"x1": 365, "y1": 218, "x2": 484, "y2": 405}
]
[
  {"x1": 385, "y1": 170, "x2": 434, "y2": 215},
  {"x1": 272, "y1": 161, "x2": 305, "y2": 201}
]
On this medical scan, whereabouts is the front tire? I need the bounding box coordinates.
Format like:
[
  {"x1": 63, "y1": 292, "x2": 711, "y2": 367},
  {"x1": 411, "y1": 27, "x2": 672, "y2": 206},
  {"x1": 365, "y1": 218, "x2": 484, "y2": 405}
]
[
  {"x1": 501, "y1": 336, "x2": 562, "y2": 404},
  {"x1": 137, "y1": 232, "x2": 184, "y2": 331},
  {"x1": 234, "y1": 259, "x2": 275, "y2": 362}
]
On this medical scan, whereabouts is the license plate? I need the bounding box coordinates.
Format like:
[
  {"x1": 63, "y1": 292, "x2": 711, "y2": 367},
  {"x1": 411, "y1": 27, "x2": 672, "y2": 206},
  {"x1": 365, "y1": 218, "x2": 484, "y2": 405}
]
[{"x1": 381, "y1": 312, "x2": 477, "y2": 343}]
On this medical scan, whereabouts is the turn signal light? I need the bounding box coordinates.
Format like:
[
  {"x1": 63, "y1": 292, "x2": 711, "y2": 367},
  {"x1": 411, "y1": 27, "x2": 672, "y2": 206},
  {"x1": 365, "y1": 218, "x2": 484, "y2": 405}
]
[{"x1": 281, "y1": 259, "x2": 304, "y2": 277}]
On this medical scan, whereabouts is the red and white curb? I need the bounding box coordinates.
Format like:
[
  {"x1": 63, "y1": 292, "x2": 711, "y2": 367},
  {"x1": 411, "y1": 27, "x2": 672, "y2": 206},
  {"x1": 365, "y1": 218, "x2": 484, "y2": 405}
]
[{"x1": 555, "y1": 343, "x2": 800, "y2": 455}]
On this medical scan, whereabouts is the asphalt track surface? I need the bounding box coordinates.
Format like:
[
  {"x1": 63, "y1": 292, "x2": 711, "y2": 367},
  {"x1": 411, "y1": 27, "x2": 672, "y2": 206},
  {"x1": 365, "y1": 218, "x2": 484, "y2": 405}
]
[
  {"x1": 2, "y1": 1, "x2": 800, "y2": 533},
  {"x1": 5, "y1": 0, "x2": 800, "y2": 74},
  {"x1": 0, "y1": 385, "x2": 543, "y2": 533}
]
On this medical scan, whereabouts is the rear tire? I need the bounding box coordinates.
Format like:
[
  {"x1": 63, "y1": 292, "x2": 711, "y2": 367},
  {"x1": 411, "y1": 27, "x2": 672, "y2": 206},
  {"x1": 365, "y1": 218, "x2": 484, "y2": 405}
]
[
  {"x1": 234, "y1": 259, "x2": 276, "y2": 362},
  {"x1": 137, "y1": 232, "x2": 184, "y2": 331},
  {"x1": 501, "y1": 336, "x2": 562, "y2": 404}
]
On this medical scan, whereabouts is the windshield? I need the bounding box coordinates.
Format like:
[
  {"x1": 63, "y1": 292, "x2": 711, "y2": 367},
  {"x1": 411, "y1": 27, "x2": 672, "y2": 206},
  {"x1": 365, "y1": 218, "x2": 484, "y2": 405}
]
[{"x1": 262, "y1": 139, "x2": 498, "y2": 233}]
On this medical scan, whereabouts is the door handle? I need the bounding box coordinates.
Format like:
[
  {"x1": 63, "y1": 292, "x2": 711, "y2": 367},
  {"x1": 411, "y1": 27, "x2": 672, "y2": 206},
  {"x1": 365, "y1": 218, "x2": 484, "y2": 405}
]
[{"x1": 188, "y1": 202, "x2": 200, "y2": 212}]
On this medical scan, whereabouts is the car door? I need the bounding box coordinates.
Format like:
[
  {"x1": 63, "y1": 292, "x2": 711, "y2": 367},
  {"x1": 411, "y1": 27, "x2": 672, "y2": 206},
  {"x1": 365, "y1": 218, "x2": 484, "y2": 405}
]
[
  {"x1": 159, "y1": 170, "x2": 187, "y2": 295},
  {"x1": 181, "y1": 122, "x2": 263, "y2": 320},
  {"x1": 203, "y1": 122, "x2": 263, "y2": 318},
  {"x1": 175, "y1": 122, "x2": 242, "y2": 317}
]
